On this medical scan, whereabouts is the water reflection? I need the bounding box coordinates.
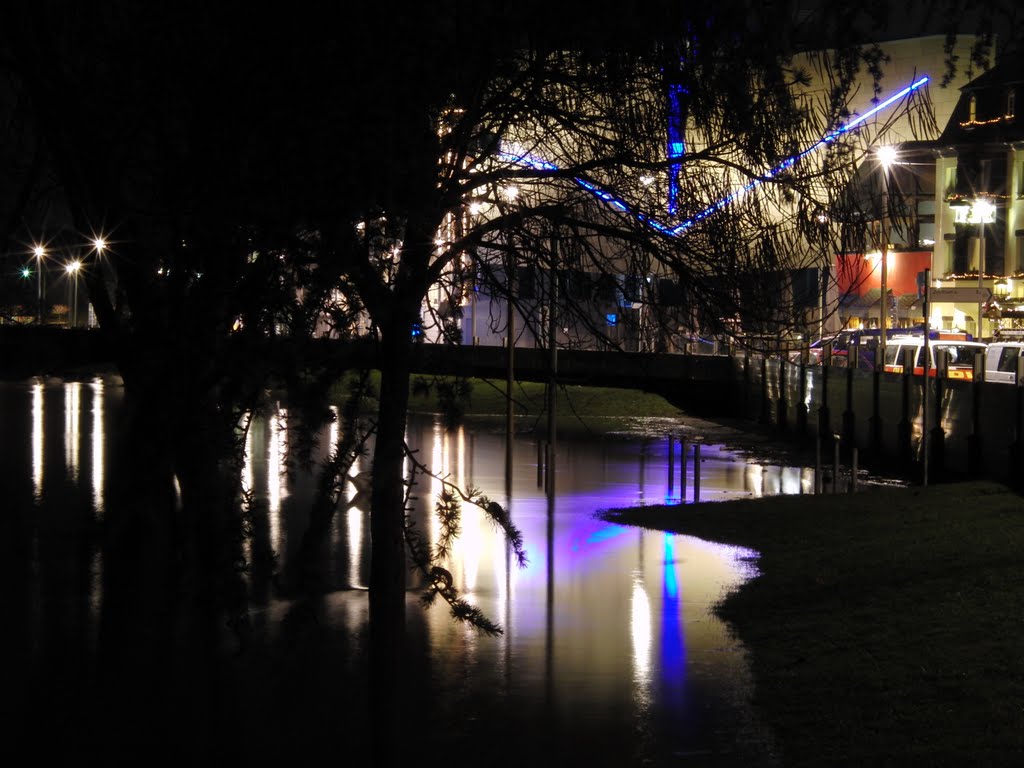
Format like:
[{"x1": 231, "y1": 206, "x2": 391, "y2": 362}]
[
  {"x1": 90, "y1": 378, "x2": 104, "y2": 516},
  {"x1": 13, "y1": 380, "x2": 803, "y2": 764},
  {"x1": 31, "y1": 380, "x2": 43, "y2": 500},
  {"x1": 64, "y1": 381, "x2": 81, "y2": 480}
]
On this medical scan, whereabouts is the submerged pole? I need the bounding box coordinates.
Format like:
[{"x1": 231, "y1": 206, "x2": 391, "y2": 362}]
[
  {"x1": 667, "y1": 434, "x2": 675, "y2": 499},
  {"x1": 692, "y1": 437, "x2": 703, "y2": 503}
]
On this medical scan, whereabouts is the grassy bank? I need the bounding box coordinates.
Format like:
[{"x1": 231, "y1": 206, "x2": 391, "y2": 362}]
[
  {"x1": 600, "y1": 481, "x2": 1024, "y2": 767},
  {"x1": 331, "y1": 370, "x2": 688, "y2": 434}
]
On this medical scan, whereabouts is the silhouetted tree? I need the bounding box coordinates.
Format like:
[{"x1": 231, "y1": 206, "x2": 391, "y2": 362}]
[{"x1": 3, "y1": 1, "x2": 1016, "y2": 761}]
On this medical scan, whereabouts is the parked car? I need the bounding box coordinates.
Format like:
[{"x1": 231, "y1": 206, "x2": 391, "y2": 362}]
[
  {"x1": 984, "y1": 341, "x2": 1024, "y2": 383},
  {"x1": 882, "y1": 335, "x2": 987, "y2": 380}
]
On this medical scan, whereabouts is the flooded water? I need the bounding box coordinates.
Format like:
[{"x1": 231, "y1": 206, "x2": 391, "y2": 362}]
[{"x1": 0, "y1": 375, "x2": 821, "y2": 764}]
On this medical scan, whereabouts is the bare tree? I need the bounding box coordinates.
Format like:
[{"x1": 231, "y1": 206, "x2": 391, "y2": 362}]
[{"x1": 3, "y1": 0, "x2": 1013, "y2": 760}]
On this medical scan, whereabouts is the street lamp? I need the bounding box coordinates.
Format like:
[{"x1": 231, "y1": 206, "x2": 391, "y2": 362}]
[
  {"x1": 877, "y1": 145, "x2": 897, "y2": 360},
  {"x1": 33, "y1": 245, "x2": 45, "y2": 324},
  {"x1": 66, "y1": 260, "x2": 81, "y2": 328},
  {"x1": 972, "y1": 198, "x2": 996, "y2": 340}
]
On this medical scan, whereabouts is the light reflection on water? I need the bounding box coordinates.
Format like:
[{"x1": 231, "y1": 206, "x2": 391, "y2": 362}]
[{"x1": 10, "y1": 378, "x2": 810, "y2": 764}]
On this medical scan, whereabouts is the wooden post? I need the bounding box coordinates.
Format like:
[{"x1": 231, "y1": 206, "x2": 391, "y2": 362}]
[
  {"x1": 667, "y1": 434, "x2": 675, "y2": 499},
  {"x1": 692, "y1": 438, "x2": 703, "y2": 503},
  {"x1": 679, "y1": 438, "x2": 687, "y2": 501}
]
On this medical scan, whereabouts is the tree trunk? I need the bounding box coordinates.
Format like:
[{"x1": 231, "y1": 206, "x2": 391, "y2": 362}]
[{"x1": 368, "y1": 328, "x2": 413, "y2": 761}]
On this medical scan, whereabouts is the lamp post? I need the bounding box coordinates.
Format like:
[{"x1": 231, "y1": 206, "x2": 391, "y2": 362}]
[
  {"x1": 66, "y1": 260, "x2": 81, "y2": 328},
  {"x1": 877, "y1": 146, "x2": 897, "y2": 361},
  {"x1": 33, "y1": 245, "x2": 45, "y2": 324},
  {"x1": 973, "y1": 199, "x2": 995, "y2": 340}
]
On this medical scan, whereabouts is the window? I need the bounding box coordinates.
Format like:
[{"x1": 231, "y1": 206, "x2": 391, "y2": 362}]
[
  {"x1": 999, "y1": 346, "x2": 1021, "y2": 373},
  {"x1": 969, "y1": 94, "x2": 977, "y2": 122},
  {"x1": 1008, "y1": 88, "x2": 1016, "y2": 119}
]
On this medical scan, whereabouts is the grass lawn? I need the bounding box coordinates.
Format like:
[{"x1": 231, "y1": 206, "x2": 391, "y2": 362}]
[
  {"x1": 600, "y1": 481, "x2": 1024, "y2": 767},
  {"x1": 331, "y1": 370, "x2": 688, "y2": 435}
]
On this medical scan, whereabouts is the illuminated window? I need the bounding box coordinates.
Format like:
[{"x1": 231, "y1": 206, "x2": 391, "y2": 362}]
[{"x1": 969, "y1": 94, "x2": 977, "y2": 122}]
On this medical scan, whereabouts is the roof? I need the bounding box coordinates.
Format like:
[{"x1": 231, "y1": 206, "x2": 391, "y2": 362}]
[{"x1": 938, "y1": 52, "x2": 1024, "y2": 145}]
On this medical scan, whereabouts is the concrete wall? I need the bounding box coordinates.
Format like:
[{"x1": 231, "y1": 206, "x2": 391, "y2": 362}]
[{"x1": 734, "y1": 352, "x2": 1024, "y2": 484}]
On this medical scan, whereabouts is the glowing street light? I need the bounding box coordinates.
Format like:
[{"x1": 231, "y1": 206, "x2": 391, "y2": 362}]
[{"x1": 974, "y1": 198, "x2": 995, "y2": 340}]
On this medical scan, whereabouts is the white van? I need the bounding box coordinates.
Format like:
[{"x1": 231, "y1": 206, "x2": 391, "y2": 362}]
[
  {"x1": 984, "y1": 342, "x2": 1024, "y2": 384},
  {"x1": 883, "y1": 335, "x2": 987, "y2": 380}
]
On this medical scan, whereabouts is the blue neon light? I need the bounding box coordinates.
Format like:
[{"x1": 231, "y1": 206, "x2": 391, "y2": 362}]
[
  {"x1": 495, "y1": 75, "x2": 929, "y2": 237},
  {"x1": 667, "y1": 82, "x2": 688, "y2": 216}
]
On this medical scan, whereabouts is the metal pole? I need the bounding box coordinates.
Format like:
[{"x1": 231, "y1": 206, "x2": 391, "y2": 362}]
[
  {"x1": 37, "y1": 255, "x2": 42, "y2": 325},
  {"x1": 667, "y1": 434, "x2": 675, "y2": 499},
  {"x1": 506, "y1": 254, "x2": 515, "y2": 491},
  {"x1": 692, "y1": 441, "x2": 701, "y2": 503},
  {"x1": 679, "y1": 438, "x2": 687, "y2": 500},
  {"x1": 815, "y1": 432, "x2": 822, "y2": 494},
  {"x1": 922, "y1": 269, "x2": 930, "y2": 486},
  {"x1": 880, "y1": 187, "x2": 889, "y2": 366},
  {"x1": 832, "y1": 435, "x2": 841, "y2": 495},
  {"x1": 977, "y1": 217, "x2": 986, "y2": 341},
  {"x1": 546, "y1": 235, "x2": 558, "y2": 494},
  {"x1": 537, "y1": 440, "x2": 544, "y2": 488}
]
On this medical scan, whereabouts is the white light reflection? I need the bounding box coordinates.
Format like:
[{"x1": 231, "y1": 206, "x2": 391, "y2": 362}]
[
  {"x1": 268, "y1": 407, "x2": 288, "y2": 553},
  {"x1": 346, "y1": 451, "x2": 365, "y2": 589},
  {"x1": 90, "y1": 378, "x2": 105, "y2": 516},
  {"x1": 241, "y1": 414, "x2": 254, "y2": 499},
  {"x1": 328, "y1": 405, "x2": 340, "y2": 457},
  {"x1": 429, "y1": 422, "x2": 445, "y2": 546},
  {"x1": 630, "y1": 573, "x2": 653, "y2": 684},
  {"x1": 782, "y1": 467, "x2": 808, "y2": 495},
  {"x1": 241, "y1": 414, "x2": 255, "y2": 566},
  {"x1": 745, "y1": 463, "x2": 765, "y2": 497},
  {"x1": 64, "y1": 381, "x2": 81, "y2": 480},
  {"x1": 31, "y1": 380, "x2": 44, "y2": 501},
  {"x1": 455, "y1": 426, "x2": 480, "y2": 595}
]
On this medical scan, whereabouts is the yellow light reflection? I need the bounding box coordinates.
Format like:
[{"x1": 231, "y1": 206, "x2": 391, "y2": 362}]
[
  {"x1": 429, "y1": 422, "x2": 445, "y2": 546},
  {"x1": 453, "y1": 426, "x2": 480, "y2": 593},
  {"x1": 91, "y1": 378, "x2": 105, "y2": 517},
  {"x1": 456, "y1": 425, "x2": 466, "y2": 489},
  {"x1": 31, "y1": 380, "x2": 44, "y2": 501},
  {"x1": 630, "y1": 574, "x2": 652, "y2": 683},
  {"x1": 745, "y1": 463, "x2": 764, "y2": 497},
  {"x1": 65, "y1": 381, "x2": 81, "y2": 480},
  {"x1": 459, "y1": 499, "x2": 481, "y2": 596}
]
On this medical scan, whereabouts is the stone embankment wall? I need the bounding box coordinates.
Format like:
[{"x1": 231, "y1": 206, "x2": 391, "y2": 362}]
[{"x1": 733, "y1": 353, "x2": 1024, "y2": 486}]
